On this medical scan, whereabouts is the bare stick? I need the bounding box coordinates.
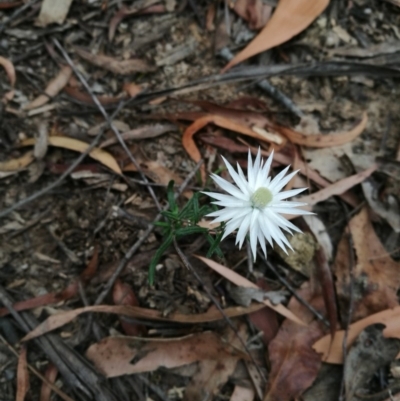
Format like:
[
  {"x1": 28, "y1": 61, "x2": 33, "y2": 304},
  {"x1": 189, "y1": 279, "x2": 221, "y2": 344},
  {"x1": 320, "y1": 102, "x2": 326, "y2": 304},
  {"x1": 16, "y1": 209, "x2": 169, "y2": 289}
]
[
  {"x1": 53, "y1": 39, "x2": 162, "y2": 212},
  {"x1": 174, "y1": 239, "x2": 267, "y2": 384}
]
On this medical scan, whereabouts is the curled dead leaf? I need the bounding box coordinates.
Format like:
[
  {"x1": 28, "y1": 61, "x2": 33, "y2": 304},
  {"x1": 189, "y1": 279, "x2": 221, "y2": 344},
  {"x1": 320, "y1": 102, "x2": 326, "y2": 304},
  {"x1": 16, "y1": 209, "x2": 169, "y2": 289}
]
[
  {"x1": 24, "y1": 66, "x2": 72, "y2": 110},
  {"x1": 277, "y1": 113, "x2": 368, "y2": 148},
  {"x1": 74, "y1": 47, "x2": 156, "y2": 75},
  {"x1": 0, "y1": 151, "x2": 35, "y2": 172},
  {"x1": 0, "y1": 56, "x2": 16, "y2": 86}
]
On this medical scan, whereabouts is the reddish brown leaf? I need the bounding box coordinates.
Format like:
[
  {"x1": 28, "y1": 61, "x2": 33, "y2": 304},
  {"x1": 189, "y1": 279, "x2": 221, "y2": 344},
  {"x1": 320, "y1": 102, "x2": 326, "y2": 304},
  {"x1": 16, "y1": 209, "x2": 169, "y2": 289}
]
[
  {"x1": 74, "y1": 47, "x2": 156, "y2": 75},
  {"x1": 233, "y1": 0, "x2": 272, "y2": 30},
  {"x1": 183, "y1": 325, "x2": 248, "y2": 401},
  {"x1": 223, "y1": 0, "x2": 329, "y2": 71},
  {"x1": 40, "y1": 364, "x2": 58, "y2": 401},
  {"x1": 0, "y1": 56, "x2": 16, "y2": 86},
  {"x1": 109, "y1": 2, "x2": 166, "y2": 41},
  {"x1": 113, "y1": 279, "x2": 145, "y2": 336},
  {"x1": 248, "y1": 279, "x2": 279, "y2": 344},
  {"x1": 265, "y1": 285, "x2": 327, "y2": 401},
  {"x1": 86, "y1": 331, "x2": 245, "y2": 377},
  {"x1": 16, "y1": 345, "x2": 29, "y2": 401},
  {"x1": 0, "y1": 1, "x2": 23, "y2": 9},
  {"x1": 334, "y1": 207, "x2": 400, "y2": 322},
  {"x1": 63, "y1": 86, "x2": 125, "y2": 106},
  {"x1": 24, "y1": 66, "x2": 72, "y2": 110},
  {"x1": 22, "y1": 303, "x2": 267, "y2": 342},
  {"x1": 182, "y1": 115, "x2": 283, "y2": 181}
]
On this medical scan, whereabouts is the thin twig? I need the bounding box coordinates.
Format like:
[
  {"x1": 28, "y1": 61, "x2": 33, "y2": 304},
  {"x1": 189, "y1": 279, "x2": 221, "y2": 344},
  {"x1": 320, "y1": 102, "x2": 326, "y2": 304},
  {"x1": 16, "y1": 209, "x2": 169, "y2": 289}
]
[
  {"x1": 339, "y1": 203, "x2": 356, "y2": 401},
  {"x1": 174, "y1": 239, "x2": 267, "y2": 384},
  {"x1": 0, "y1": 0, "x2": 39, "y2": 33},
  {"x1": 260, "y1": 253, "x2": 330, "y2": 327},
  {"x1": 94, "y1": 160, "x2": 204, "y2": 305},
  {"x1": 0, "y1": 334, "x2": 75, "y2": 401},
  {"x1": 219, "y1": 48, "x2": 305, "y2": 118},
  {"x1": 53, "y1": 38, "x2": 162, "y2": 212}
]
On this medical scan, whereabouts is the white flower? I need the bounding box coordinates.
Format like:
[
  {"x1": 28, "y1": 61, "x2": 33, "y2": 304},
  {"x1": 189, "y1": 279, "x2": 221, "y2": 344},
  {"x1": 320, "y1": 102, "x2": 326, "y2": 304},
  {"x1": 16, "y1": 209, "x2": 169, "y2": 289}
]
[{"x1": 204, "y1": 148, "x2": 312, "y2": 260}]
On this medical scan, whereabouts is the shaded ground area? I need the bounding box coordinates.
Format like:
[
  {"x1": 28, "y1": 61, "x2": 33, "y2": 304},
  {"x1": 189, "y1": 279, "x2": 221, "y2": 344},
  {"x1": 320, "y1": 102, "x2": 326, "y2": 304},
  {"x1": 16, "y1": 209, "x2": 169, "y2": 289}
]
[{"x1": 1, "y1": 0, "x2": 400, "y2": 400}]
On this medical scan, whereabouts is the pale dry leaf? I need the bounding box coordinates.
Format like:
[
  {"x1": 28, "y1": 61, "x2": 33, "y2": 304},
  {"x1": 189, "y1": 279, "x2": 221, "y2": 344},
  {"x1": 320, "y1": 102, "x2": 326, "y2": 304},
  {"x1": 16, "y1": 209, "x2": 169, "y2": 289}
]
[
  {"x1": 34, "y1": 122, "x2": 49, "y2": 160},
  {"x1": 298, "y1": 164, "x2": 378, "y2": 206},
  {"x1": 195, "y1": 256, "x2": 305, "y2": 325},
  {"x1": 334, "y1": 207, "x2": 400, "y2": 322},
  {"x1": 22, "y1": 303, "x2": 266, "y2": 342},
  {"x1": 20, "y1": 136, "x2": 122, "y2": 175},
  {"x1": 0, "y1": 151, "x2": 35, "y2": 172},
  {"x1": 36, "y1": 0, "x2": 73, "y2": 26},
  {"x1": 86, "y1": 331, "x2": 242, "y2": 378},
  {"x1": 303, "y1": 215, "x2": 333, "y2": 260},
  {"x1": 230, "y1": 385, "x2": 255, "y2": 401},
  {"x1": 24, "y1": 66, "x2": 72, "y2": 110},
  {"x1": 223, "y1": 0, "x2": 329, "y2": 71},
  {"x1": 183, "y1": 324, "x2": 248, "y2": 401}
]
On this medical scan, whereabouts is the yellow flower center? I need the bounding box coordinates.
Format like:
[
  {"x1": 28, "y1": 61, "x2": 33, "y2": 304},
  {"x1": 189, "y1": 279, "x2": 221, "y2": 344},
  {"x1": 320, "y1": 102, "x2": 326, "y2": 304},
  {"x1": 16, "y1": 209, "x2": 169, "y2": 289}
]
[{"x1": 251, "y1": 187, "x2": 273, "y2": 209}]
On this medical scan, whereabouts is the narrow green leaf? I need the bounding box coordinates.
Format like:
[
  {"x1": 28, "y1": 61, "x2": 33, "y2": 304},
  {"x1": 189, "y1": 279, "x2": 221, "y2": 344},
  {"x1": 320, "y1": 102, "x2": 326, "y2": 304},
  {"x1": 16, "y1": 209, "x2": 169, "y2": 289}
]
[{"x1": 148, "y1": 232, "x2": 174, "y2": 285}]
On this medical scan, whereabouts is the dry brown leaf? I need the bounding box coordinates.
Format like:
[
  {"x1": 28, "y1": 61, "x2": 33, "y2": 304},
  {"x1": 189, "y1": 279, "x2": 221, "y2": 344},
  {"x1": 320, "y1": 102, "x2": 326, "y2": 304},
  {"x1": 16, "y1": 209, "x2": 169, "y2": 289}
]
[
  {"x1": 22, "y1": 303, "x2": 266, "y2": 342},
  {"x1": 16, "y1": 345, "x2": 29, "y2": 401},
  {"x1": 265, "y1": 284, "x2": 326, "y2": 401},
  {"x1": 223, "y1": 0, "x2": 329, "y2": 71},
  {"x1": 100, "y1": 123, "x2": 177, "y2": 148},
  {"x1": 0, "y1": 151, "x2": 35, "y2": 172},
  {"x1": 233, "y1": 0, "x2": 272, "y2": 30},
  {"x1": 183, "y1": 325, "x2": 248, "y2": 401},
  {"x1": 122, "y1": 82, "x2": 143, "y2": 97},
  {"x1": 108, "y1": 1, "x2": 165, "y2": 41},
  {"x1": 86, "y1": 331, "x2": 243, "y2": 378},
  {"x1": 36, "y1": 0, "x2": 73, "y2": 26},
  {"x1": 0, "y1": 55, "x2": 16, "y2": 86},
  {"x1": 314, "y1": 306, "x2": 400, "y2": 364},
  {"x1": 74, "y1": 47, "x2": 156, "y2": 75},
  {"x1": 298, "y1": 164, "x2": 378, "y2": 206},
  {"x1": 113, "y1": 279, "x2": 145, "y2": 336},
  {"x1": 20, "y1": 136, "x2": 122, "y2": 175},
  {"x1": 0, "y1": 2, "x2": 23, "y2": 9},
  {"x1": 334, "y1": 207, "x2": 400, "y2": 323},
  {"x1": 63, "y1": 86, "x2": 125, "y2": 106},
  {"x1": 40, "y1": 364, "x2": 58, "y2": 401},
  {"x1": 277, "y1": 112, "x2": 368, "y2": 148},
  {"x1": 195, "y1": 256, "x2": 305, "y2": 325},
  {"x1": 24, "y1": 66, "x2": 72, "y2": 110}
]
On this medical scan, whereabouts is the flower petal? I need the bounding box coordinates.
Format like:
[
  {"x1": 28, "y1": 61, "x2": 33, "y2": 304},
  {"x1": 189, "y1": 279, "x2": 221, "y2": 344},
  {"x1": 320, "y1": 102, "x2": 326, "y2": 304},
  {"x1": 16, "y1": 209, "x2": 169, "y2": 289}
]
[
  {"x1": 274, "y1": 187, "x2": 307, "y2": 200},
  {"x1": 270, "y1": 170, "x2": 299, "y2": 194},
  {"x1": 221, "y1": 156, "x2": 250, "y2": 196},
  {"x1": 210, "y1": 174, "x2": 249, "y2": 201},
  {"x1": 256, "y1": 150, "x2": 274, "y2": 188},
  {"x1": 249, "y1": 209, "x2": 260, "y2": 260},
  {"x1": 235, "y1": 212, "x2": 252, "y2": 249}
]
